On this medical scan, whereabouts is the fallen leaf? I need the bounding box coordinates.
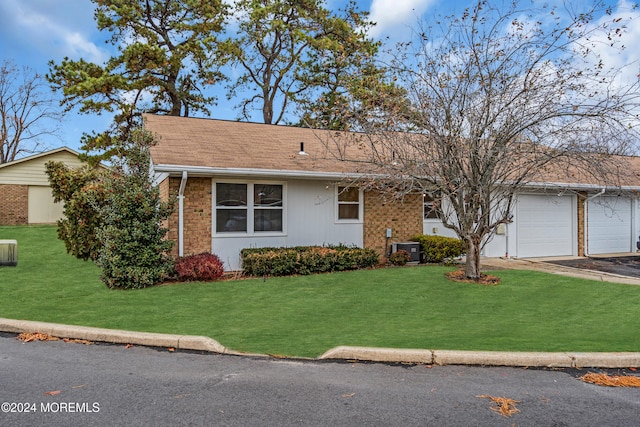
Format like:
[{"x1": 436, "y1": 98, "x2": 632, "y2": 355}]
[
  {"x1": 477, "y1": 395, "x2": 521, "y2": 417},
  {"x1": 17, "y1": 332, "x2": 59, "y2": 342},
  {"x1": 63, "y1": 338, "x2": 93, "y2": 345},
  {"x1": 168, "y1": 347, "x2": 175, "y2": 352},
  {"x1": 44, "y1": 390, "x2": 62, "y2": 396},
  {"x1": 580, "y1": 373, "x2": 640, "y2": 387},
  {"x1": 72, "y1": 385, "x2": 86, "y2": 389},
  {"x1": 124, "y1": 344, "x2": 133, "y2": 349},
  {"x1": 342, "y1": 393, "x2": 356, "y2": 398}
]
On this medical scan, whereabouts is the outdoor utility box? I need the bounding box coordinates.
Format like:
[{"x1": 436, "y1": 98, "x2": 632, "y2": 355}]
[
  {"x1": 392, "y1": 242, "x2": 420, "y2": 263},
  {"x1": 0, "y1": 240, "x2": 18, "y2": 266}
]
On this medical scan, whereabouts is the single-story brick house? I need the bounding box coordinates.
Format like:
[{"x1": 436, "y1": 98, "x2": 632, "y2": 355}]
[
  {"x1": 146, "y1": 114, "x2": 640, "y2": 270},
  {"x1": 0, "y1": 147, "x2": 85, "y2": 225}
]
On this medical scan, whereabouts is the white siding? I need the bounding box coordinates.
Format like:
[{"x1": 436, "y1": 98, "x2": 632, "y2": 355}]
[
  {"x1": 587, "y1": 196, "x2": 633, "y2": 254},
  {"x1": 213, "y1": 180, "x2": 363, "y2": 270},
  {"x1": 422, "y1": 220, "x2": 458, "y2": 239},
  {"x1": 0, "y1": 151, "x2": 84, "y2": 185}
]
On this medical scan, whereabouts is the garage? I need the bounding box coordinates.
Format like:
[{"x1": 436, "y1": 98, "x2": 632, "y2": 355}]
[
  {"x1": 0, "y1": 147, "x2": 91, "y2": 225},
  {"x1": 587, "y1": 196, "x2": 633, "y2": 254},
  {"x1": 516, "y1": 194, "x2": 575, "y2": 258},
  {"x1": 28, "y1": 186, "x2": 64, "y2": 224}
]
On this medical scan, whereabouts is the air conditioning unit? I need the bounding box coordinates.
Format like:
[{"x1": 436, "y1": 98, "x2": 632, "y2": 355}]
[
  {"x1": 0, "y1": 240, "x2": 17, "y2": 266},
  {"x1": 392, "y1": 242, "x2": 420, "y2": 263}
]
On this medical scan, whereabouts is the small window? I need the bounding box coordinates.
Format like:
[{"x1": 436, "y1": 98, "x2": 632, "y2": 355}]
[
  {"x1": 423, "y1": 193, "x2": 440, "y2": 219},
  {"x1": 338, "y1": 186, "x2": 361, "y2": 220}
]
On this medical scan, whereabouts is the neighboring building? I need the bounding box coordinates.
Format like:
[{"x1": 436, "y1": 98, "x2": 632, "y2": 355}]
[
  {"x1": 0, "y1": 147, "x2": 85, "y2": 225},
  {"x1": 145, "y1": 114, "x2": 640, "y2": 270}
]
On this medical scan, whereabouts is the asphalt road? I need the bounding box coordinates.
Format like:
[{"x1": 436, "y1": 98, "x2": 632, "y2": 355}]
[{"x1": 1, "y1": 333, "x2": 639, "y2": 426}]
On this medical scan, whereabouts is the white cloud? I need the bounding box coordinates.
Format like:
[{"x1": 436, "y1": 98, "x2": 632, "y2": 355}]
[
  {"x1": 368, "y1": 0, "x2": 438, "y2": 38},
  {"x1": 0, "y1": 0, "x2": 109, "y2": 65},
  {"x1": 578, "y1": 0, "x2": 640, "y2": 88}
]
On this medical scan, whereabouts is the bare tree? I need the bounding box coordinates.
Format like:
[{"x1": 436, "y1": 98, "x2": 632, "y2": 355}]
[
  {"x1": 0, "y1": 60, "x2": 63, "y2": 164},
  {"x1": 327, "y1": 1, "x2": 640, "y2": 279}
]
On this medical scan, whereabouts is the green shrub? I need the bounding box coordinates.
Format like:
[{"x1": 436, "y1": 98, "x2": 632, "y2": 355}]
[
  {"x1": 389, "y1": 249, "x2": 411, "y2": 266},
  {"x1": 241, "y1": 245, "x2": 379, "y2": 276},
  {"x1": 411, "y1": 234, "x2": 466, "y2": 263},
  {"x1": 45, "y1": 161, "x2": 109, "y2": 261},
  {"x1": 96, "y1": 135, "x2": 174, "y2": 289}
]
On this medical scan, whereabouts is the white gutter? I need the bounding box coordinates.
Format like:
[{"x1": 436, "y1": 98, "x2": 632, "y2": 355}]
[
  {"x1": 178, "y1": 171, "x2": 188, "y2": 257},
  {"x1": 524, "y1": 181, "x2": 640, "y2": 192},
  {"x1": 152, "y1": 164, "x2": 369, "y2": 180},
  {"x1": 154, "y1": 165, "x2": 640, "y2": 192},
  {"x1": 583, "y1": 188, "x2": 606, "y2": 257}
]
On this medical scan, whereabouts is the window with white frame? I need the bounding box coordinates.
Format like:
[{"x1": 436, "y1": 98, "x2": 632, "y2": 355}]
[
  {"x1": 337, "y1": 186, "x2": 361, "y2": 221},
  {"x1": 423, "y1": 193, "x2": 441, "y2": 219},
  {"x1": 215, "y1": 182, "x2": 284, "y2": 233}
]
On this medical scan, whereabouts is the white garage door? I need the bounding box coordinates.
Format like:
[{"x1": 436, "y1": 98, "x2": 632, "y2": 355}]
[
  {"x1": 587, "y1": 196, "x2": 632, "y2": 254},
  {"x1": 516, "y1": 194, "x2": 574, "y2": 258},
  {"x1": 28, "y1": 186, "x2": 64, "y2": 224}
]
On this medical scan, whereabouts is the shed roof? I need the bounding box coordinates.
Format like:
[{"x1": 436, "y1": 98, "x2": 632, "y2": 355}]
[{"x1": 0, "y1": 147, "x2": 80, "y2": 170}]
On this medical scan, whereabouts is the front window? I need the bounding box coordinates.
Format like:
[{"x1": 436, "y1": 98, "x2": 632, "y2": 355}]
[
  {"x1": 216, "y1": 183, "x2": 248, "y2": 232},
  {"x1": 423, "y1": 193, "x2": 441, "y2": 219},
  {"x1": 337, "y1": 186, "x2": 361, "y2": 220},
  {"x1": 216, "y1": 182, "x2": 284, "y2": 233},
  {"x1": 254, "y1": 184, "x2": 283, "y2": 232}
]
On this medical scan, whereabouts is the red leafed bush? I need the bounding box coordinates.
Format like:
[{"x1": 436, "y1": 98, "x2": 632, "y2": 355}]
[{"x1": 175, "y1": 253, "x2": 224, "y2": 282}]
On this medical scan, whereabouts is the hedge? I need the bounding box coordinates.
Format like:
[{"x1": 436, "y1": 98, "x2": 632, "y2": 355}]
[
  {"x1": 241, "y1": 245, "x2": 380, "y2": 276},
  {"x1": 411, "y1": 234, "x2": 466, "y2": 263}
]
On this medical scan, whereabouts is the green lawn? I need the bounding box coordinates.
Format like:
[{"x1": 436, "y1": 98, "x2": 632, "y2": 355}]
[{"x1": 1, "y1": 225, "x2": 639, "y2": 358}]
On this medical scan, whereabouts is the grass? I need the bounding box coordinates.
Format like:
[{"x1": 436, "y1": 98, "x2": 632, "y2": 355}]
[{"x1": 1, "y1": 225, "x2": 640, "y2": 358}]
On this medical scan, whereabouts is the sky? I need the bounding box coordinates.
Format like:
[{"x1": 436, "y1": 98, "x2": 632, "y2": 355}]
[{"x1": 0, "y1": 0, "x2": 638, "y2": 155}]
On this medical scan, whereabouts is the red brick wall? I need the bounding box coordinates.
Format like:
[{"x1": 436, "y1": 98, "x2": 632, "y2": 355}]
[
  {"x1": 0, "y1": 184, "x2": 29, "y2": 225},
  {"x1": 164, "y1": 177, "x2": 212, "y2": 257},
  {"x1": 363, "y1": 192, "x2": 423, "y2": 262},
  {"x1": 577, "y1": 192, "x2": 586, "y2": 257}
]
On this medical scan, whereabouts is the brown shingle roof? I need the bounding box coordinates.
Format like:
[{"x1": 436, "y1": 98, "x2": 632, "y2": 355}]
[
  {"x1": 145, "y1": 114, "x2": 373, "y2": 176},
  {"x1": 145, "y1": 114, "x2": 640, "y2": 189}
]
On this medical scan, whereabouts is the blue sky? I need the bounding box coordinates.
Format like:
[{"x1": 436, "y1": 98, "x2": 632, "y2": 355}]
[{"x1": 0, "y1": 0, "x2": 637, "y2": 154}]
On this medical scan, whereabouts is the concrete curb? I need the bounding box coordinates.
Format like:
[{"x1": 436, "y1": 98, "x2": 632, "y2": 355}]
[
  {"x1": 3, "y1": 318, "x2": 640, "y2": 368},
  {"x1": 0, "y1": 318, "x2": 227, "y2": 354},
  {"x1": 319, "y1": 346, "x2": 640, "y2": 368}
]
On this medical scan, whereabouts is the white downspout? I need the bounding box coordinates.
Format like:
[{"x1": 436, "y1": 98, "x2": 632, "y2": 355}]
[
  {"x1": 583, "y1": 188, "x2": 605, "y2": 257},
  {"x1": 178, "y1": 171, "x2": 188, "y2": 257}
]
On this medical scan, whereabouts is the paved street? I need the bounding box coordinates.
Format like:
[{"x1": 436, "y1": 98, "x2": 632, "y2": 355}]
[{"x1": 1, "y1": 333, "x2": 639, "y2": 426}]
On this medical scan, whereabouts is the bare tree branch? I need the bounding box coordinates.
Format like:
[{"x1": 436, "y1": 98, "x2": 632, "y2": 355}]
[
  {"x1": 0, "y1": 61, "x2": 64, "y2": 164},
  {"x1": 323, "y1": 0, "x2": 640, "y2": 279}
]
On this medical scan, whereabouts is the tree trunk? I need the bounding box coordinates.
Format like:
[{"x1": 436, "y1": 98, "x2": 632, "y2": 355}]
[{"x1": 464, "y1": 237, "x2": 482, "y2": 280}]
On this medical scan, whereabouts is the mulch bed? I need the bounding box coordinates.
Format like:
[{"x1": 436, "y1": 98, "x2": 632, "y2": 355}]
[{"x1": 446, "y1": 270, "x2": 501, "y2": 285}]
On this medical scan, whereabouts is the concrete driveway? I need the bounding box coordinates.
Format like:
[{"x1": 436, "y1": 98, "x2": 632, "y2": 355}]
[{"x1": 481, "y1": 254, "x2": 640, "y2": 285}]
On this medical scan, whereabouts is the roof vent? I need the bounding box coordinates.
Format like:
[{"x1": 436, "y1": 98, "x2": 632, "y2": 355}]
[{"x1": 298, "y1": 142, "x2": 308, "y2": 156}]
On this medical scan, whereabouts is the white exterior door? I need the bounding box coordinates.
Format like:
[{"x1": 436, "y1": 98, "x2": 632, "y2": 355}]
[
  {"x1": 516, "y1": 194, "x2": 574, "y2": 258},
  {"x1": 587, "y1": 196, "x2": 632, "y2": 254}
]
